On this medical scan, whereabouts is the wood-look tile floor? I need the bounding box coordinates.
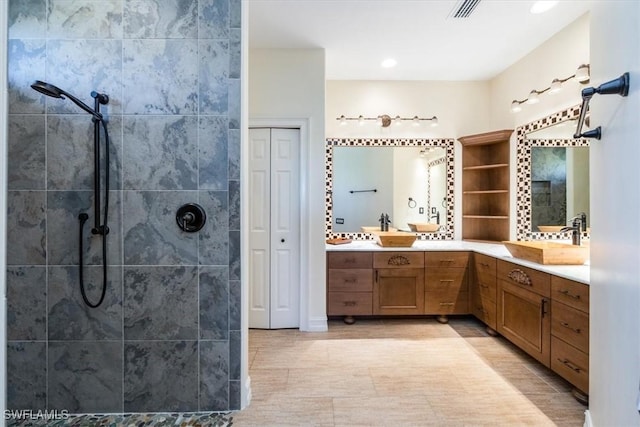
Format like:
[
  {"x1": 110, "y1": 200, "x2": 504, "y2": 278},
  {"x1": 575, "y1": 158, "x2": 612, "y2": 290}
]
[{"x1": 233, "y1": 317, "x2": 586, "y2": 426}]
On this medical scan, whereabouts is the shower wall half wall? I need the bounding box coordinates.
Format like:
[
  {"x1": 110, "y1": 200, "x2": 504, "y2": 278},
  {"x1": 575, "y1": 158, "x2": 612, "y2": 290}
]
[{"x1": 6, "y1": 0, "x2": 241, "y2": 413}]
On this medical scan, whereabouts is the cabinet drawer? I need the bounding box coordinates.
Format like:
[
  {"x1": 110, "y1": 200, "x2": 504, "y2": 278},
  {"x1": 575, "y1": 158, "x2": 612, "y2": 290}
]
[
  {"x1": 327, "y1": 251, "x2": 372, "y2": 269},
  {"x1": 551, "y1": 336, "x2": 589, "y2": 393},
  {"x1": 425, "y1": 268, "x2": 468, "y2": 293},
  {"x1": 328, "y1": 269, "x2": 373, "y2": 292},
  {"x1": 551, "y1": 300, "x2": 589, "y2": 353},
  {"x1": 552, "y1": 276, "x2": 589, "y2": 313},
  {"x1": 425, "y1": 291, "x2": 468, "y2": 314},
  {"x1": 424, "y1": 251, "x2": 470, "y2": 268},
  {"x1": 474, "y1": 253, "x2": 497, "y2": 275},
  {"x1": 374, "y1": 252, "x2": 424, "y2": 269},
  {"x1": 471, "y1": 294, "x2": 497, "y2": 329},
  {"x1": 327, "y1": 292, "x2": 372, "y2": 316},
  {"x1": 498, "y1": 260, "x2": 550, "y2": 297}
]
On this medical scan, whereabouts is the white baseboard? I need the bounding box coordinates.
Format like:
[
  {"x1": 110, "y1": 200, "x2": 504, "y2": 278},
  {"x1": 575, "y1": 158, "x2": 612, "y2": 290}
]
[
  {"x1": 304, "y1": 316, "x2": 328, "y2": 332},
  {"x1": 583, "y1": 409, "x2": 592, "y2": 427}
]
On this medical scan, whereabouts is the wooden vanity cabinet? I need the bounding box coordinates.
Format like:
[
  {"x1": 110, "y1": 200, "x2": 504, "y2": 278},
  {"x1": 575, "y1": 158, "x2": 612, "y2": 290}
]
[
  {"x1": 497, "y1": 260, "x2": 551, "y2": 366},
  {"x1": 327, "y1": 252, "x2": 373, "y2": 322},
  {"x1": 373, "y1": 252, "x2": 425, "y2": 315},
  {"x1": 470, "y1": 253, "x2": 498, "y2": 331},
  {"x1": 424, "y1": 252, "x2": 469, "y2": 318},
  {"x1": 550, "y1": 276, "x2": 590, "y2": 397}
]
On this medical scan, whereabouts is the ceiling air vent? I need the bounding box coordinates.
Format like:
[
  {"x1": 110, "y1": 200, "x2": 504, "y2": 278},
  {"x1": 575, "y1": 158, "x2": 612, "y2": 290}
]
[{"x1": 449, "y1": 0, "x2": 481, "y2": 18}]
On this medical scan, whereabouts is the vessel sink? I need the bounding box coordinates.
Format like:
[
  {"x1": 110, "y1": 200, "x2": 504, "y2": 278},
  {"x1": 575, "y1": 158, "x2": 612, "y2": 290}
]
[
  {"x1": 537, "y1": 225, "x2": 565, "y2": 232},
  {"x1": 502, "y1": 240, "x2": 589, "y2": 265},
  {"x1": 408, "y1": 222, "x2": 440, "y2": 232},
  {"x1": 361, "y1": 226, "x2": 397, "y2": 233},
  {"x1": 371, "y1": 231, "x2": 417, "y2": 247}
]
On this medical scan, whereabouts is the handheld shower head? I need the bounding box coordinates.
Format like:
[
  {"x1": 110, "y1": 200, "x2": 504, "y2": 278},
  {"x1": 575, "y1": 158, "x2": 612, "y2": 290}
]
[
  {"x1": 31, "y1": 80, "x2": 65, "y2": 98},
  {"x1": 31, "y1": 80, "x2": 107, "y2": 121}
]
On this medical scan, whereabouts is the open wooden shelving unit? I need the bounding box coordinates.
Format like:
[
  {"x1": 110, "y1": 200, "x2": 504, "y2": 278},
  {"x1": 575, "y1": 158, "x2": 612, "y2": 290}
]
[{"x1": 459, "y1": 129, "x2": 513, "y2": 242}]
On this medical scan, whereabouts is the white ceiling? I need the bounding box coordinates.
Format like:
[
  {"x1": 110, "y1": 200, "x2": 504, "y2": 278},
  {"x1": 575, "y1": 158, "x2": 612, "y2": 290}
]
[{"x1": 248, "y1": 0, "x2": 593, "y2": 81}]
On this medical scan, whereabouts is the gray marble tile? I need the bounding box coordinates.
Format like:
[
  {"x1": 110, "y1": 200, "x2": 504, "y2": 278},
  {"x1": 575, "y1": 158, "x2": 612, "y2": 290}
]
[
  {"x1": 229, "y1": 280, "x2": 240, "y2": 331},
  {"x1": 124, "y1": 0, "x2": 198, "y2": 39},
  {"x1": 230, "y1": 330, "x2": 240, "y2": 380},
  {"x1": 47, "y1": 0, "x2": 123, "y2": 39},
  {"x1": 228, "y1": 129, "x2": 240, "y2": 181},
  {"x1": 7, "y1": 341, "x2": 46, "y2": 411},
  {"x1": 46, "y1": 39, "x2": 123, "y2": 115},
  {"x1": 123, "y1": 191, "x2": 198, "y2": 265},
  {"x1": 199, "y1": 116, "x2": 228, "y2": 190},
  {"x1": 199, "y1": 340, "x2": 229, "y2": 411},
  {"x1": 199, "y1": 0, "x2": 230, "y2": 39},
  {"x1": 229, "y1": 230, "x2": 241, "y2": 281},
  {"x1": 229, "y1": 180, "x2": 240, "y2": 230},
  {"x1": 228, "y1": 78, "x2": 240, "y2": 130},
  {"x1": 47, "y1": 191, "x2": 122, "y2": 266},
  {"x1": 8, "y1": 39, "x2": 46, "y2": 114},
  {"x1": 199, "y1": 267, "x2": 229, "y2": 340},
  {"x1": 48, "y1": 341, "x2": 123, "y2": 413},
  {"x1": 7, "y1": 191, "x2": 46, "y2": 265},
  {"x1": 8, "y1": 0, "x2": 46, "y2": 39},
  {"x1": 124, "y1": 341, "x2": 198, "y2": 412},
  {"x1": 230, "y1": 0, "x2": 241, "y2": 29},
  {"x1": 229, "y1": 380, "x2": 241, "y2": 411},
  {"x1": 7, "y1": 267, "x2": 47, "y2": 341},
  {"x1": 124, "y1": 266, "x2": 198, "y2": 340},
  {"x1": 47, "y1": 115, "x2": 122, "y2": 191},
  {"x1": 8, "y1": 114, "x2": 45, "y2": 190},
  {"x1": 198, "y1": 191, "x2": 229, "y2": 265},
  {"x1": 123, "y1": 116, "x2": 198, "y2": 190},
  {"x1": 230, "y1": 28, "x2": 241, "y2": 79},
  {"x1": 122, "y1": 39, "x2": 198, "y2": 115},
  {"x1": 48, "y1": 266, "x2": 122, "y2": 340},
  {"x1": 199, "y1": 40, "x2": 229, "y2": 115}
]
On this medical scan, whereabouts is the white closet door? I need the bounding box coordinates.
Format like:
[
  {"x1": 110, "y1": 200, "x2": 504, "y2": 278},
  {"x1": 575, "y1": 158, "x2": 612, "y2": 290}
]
[{"x1": 249, "y1": 128, "x2": 300, "y2": 329}]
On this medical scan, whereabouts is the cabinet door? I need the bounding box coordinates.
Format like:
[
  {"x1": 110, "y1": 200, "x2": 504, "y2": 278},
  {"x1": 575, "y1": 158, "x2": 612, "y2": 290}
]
[
  {"x1": 498, "y1": 280, "x2": 550, "y2": 366},
  {"x1": 373, "y1": 268, "x2": 425, "y2": 315}
]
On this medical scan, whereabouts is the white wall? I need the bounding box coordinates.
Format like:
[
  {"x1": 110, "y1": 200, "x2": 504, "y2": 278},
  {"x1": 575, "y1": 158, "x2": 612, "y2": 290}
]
[
  {"x1": 326, "y1": 80, "x2": 490, "y2": 138},
  {"x1": 490, "y1": 13, "x2": 590, "y2": 129},
  {"x1": 588, "y1": 1, "x2": 640, "y2": 425},
  {"x1": 248, "y1": 48, "x2": 327, "y2": 331}
]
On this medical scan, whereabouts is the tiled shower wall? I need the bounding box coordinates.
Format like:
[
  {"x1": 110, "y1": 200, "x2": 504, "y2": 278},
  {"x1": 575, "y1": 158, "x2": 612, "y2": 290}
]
[{"x1": 6, "y1": 0, "x2": 241, "y2": 413}]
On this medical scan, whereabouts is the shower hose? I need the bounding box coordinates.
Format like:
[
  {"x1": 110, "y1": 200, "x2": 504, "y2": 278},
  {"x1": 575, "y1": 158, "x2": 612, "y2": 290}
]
[{"x1": 78, "y1": 120, "x2": 110, "y2": 308}]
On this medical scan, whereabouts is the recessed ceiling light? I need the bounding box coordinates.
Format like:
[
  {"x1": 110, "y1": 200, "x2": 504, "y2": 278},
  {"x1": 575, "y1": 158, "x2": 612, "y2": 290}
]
[
  {"x1": 530, "y1": 1, "x2": 558, "y2": 14},
  {"x1": 381, "y1": 58, "x2": 397, "y2": 68}
]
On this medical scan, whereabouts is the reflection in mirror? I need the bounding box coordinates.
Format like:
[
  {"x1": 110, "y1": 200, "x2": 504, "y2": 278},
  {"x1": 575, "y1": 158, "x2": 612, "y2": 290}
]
[
  {"x1": 531, "y1": 146, "x2": 589, "y2": 232},
  {"x1": 326, "y1": 138, "x2": 455, "y2": 241},
  {"x1": 332, "y1": 146, "x2": 447, "y2": 232},
  {"x1": 516, "y1": 105, "x2": 591, "y2": 240}
]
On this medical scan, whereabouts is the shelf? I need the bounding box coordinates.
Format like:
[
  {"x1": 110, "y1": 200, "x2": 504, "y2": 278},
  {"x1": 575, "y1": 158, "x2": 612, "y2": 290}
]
[
  {"x1": 463, "y1": 215, "x2": 509, "y2": 220},
  {"x1": 463, "y1": 190, "x2": 508, "y2": 195},
  {"x1": 463, "y1": 164, "x2": 509, "y2": 171}
]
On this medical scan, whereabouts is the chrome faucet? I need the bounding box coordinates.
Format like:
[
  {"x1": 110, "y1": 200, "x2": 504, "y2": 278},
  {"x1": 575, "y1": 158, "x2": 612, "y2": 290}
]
[
  {"x1": 574, "y1": 212, "x2": 587, "y2": 232},
  {"x1": 560, "y1": 217, "x2": 582, "y2": 246}
]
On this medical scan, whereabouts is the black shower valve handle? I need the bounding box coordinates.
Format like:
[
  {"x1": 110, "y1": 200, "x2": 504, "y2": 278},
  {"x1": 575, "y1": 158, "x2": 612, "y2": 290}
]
[{"x1": 176, "y1": 203, "x2": 207, "y2": 232}]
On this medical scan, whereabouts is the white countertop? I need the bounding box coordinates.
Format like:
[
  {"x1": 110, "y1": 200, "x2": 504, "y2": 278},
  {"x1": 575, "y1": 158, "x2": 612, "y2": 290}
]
[{"x1": 326, "y1": 240, "x2": 590, "y2": 285}]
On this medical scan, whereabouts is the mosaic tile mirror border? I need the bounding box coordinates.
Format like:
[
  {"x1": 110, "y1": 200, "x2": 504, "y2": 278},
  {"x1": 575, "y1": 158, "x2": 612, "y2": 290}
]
[
  {"x1": 325, "y1": 138, "x2": 455, "y2": 241},
  {"x1": 516, "y1": 105, "x2": 590, "y2": 241}
]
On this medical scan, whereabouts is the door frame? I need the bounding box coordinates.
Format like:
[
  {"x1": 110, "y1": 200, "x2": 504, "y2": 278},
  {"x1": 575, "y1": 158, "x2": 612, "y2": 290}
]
[{"x1": 246, "y1": 119, "x2": 310, "y2": 331}]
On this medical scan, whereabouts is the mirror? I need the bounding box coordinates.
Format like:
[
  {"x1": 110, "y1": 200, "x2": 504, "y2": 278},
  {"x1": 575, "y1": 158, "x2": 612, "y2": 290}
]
[
  {"x1": 325, "y1": 138, "x2": 455, "y2": 240},
  {"x1": 516, "y1": 105, "x2": 590, "y2": 240}
]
